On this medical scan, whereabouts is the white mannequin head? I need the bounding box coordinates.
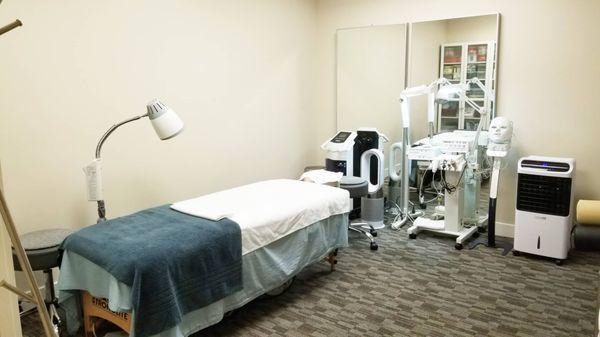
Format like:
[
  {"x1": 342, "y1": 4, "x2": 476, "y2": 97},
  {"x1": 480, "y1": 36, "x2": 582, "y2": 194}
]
[{"x1": 489, "y1": 117, "x2": 513, "y2": 144}]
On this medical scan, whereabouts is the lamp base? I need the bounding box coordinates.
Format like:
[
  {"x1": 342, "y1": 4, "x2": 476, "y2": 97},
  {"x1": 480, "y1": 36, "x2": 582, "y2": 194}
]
[
  {"x1": 468, "y1": 237, "x2": 512, "y2": 256},
  {"x1": 97, "y1": 200, "x2": 106, "y2": 222}
]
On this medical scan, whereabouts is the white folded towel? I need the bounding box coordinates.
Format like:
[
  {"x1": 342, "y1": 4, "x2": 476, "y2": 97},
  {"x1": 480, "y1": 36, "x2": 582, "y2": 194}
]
[{"x1": 300, "y1": 169, "x2": 343, "y2": 185}]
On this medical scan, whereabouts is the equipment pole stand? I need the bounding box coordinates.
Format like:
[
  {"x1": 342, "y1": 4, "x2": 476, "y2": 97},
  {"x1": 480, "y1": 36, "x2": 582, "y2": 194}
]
[{"x1": 468, "y1": 158, "x2": 512, "y2": 255}]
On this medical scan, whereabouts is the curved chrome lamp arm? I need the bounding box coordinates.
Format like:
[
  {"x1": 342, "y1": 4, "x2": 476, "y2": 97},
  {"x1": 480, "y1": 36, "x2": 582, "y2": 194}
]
[
  {"x1": 94, "y1": 113, "x2": 149, "y2": 221},
  {"x1": 95, "y1": 113, "x2": 149, "y2": 159}
]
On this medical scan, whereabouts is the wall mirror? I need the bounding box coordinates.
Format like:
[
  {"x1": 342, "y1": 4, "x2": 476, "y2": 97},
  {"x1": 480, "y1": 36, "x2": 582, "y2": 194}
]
[
  {"x1": 408, "y1": 14, "x2": 499, "y2": 136},
  {"x1": 336, "y1": 24, "x2": 408, "y2": 170}
]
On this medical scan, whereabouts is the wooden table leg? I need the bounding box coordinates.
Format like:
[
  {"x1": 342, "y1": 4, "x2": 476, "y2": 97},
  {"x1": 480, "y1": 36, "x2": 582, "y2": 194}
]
[
  {"x1": 83, "y1": 314, "x2": 94, "y2": 337},
  {"x1": 82, "y1": 292, "x2": 131, "y2": 336}
]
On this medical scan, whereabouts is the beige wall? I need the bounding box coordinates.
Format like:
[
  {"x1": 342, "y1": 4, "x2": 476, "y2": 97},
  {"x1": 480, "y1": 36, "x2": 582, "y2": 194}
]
[
  {"x1": 315, "y1": 0, "x2": 600, "y2": 229},
  {"x1": 336, "y1": 24, "x2": 406, "y2": 165},
  {"x1": 0, "y1": 0, "x2": 318, "y2": 235}
]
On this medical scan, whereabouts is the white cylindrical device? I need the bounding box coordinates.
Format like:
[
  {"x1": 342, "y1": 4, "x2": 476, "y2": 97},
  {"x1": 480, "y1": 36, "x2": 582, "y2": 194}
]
[
  {"x1": 427, "y1": 91, "x2": 436, "y2": 124},
  {"x1": 400, "y1": 97, "x2": 410, "y2": 128},
  {"x1": 83, "y1": 159, "x2": 103, "y2": 201},
  {"x1": 360, "y1": 149, "x2": 384, "y2": 194},
  {"x1": 389, "y1": 142, "x2": 403, "y2": 182}
]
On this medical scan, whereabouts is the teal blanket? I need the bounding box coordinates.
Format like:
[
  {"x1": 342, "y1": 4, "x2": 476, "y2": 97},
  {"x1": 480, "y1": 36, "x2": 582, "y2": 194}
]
[{"x1": 60, "y1": 205, "x2": 242, "y2": 337}]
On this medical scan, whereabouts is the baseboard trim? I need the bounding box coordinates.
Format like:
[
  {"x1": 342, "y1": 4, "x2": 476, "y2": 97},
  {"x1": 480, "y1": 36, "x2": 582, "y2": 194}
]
[{"x1": 496, "y1": 221, "x2": 514, "y2": 238}]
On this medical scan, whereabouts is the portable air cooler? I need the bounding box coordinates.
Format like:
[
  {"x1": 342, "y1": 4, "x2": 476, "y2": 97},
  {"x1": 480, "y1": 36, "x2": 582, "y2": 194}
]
[{"x1": 513, "y1": 156, "x2": 575, "y2": 264}]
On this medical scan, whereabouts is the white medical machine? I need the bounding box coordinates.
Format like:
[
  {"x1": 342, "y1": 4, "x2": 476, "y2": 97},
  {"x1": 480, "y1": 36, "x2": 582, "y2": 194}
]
[
  {"x1": 322, "y1": 128, "x2": 388, "y2": 233},
  {"x1": 321, "y1": 128, "x2": 387, "y2": 183},
  {"x1": 404, "y1": 78, "x2": 494, "y2": 249},
  {"x1": 407, "y1": 152, "x2": 481, "y2": 249},
  {"x1": 513, "y1": 156, "x2": 575, "y2": 265},
  {"x1": 468, "y1": 116, "x2": 514, "y2": 255},
  {"x1": 321, "y1": 131, "x2": 357, "y2": 175}
]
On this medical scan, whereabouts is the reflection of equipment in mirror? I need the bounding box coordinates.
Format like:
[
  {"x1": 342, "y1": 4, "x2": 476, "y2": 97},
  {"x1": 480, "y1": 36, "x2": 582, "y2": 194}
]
[
  {"x1": 439, "y1": 41, "x2": 496, "y2": 132},
  {"x1": 321, "y1": 128, "x2": 388, "y2": 250}
]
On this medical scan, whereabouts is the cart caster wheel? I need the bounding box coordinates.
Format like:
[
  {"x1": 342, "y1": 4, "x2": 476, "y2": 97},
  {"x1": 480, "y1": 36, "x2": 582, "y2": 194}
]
[
  {"x1": 370, "y1": 229, "x2": 378, "y2": 237},
  {"x1": 512, "y1": 250, "x2": 520, "y2": 256},
  {"x1": 472, "y1": 231, "x2": 480, "y2": 238},
  {"x1": 477, "y1": 226, "x2": 486, "y2": 233},
  {"x1": 454, "y1": 243, "x2": 463, "y2": 250},
  {"x1": 409, "y1": 233, "x2": 417, "y2": 239},
  {"x1": 370, "y1": 242, "x2": 378, "y2": 251},
  {"x1": 555, "y1": 259, "x2": 563, "y2": 266},
  {"x1": 420, "y1": 203, "x2": 427, "y2": 209}
]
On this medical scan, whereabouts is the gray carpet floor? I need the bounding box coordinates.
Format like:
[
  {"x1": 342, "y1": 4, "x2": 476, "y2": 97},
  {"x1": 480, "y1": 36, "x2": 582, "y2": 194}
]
[
  {"x1": 22, "y1": 226, "x2": 600, "y2": 337},
  {"x1": 190, "y1": 228, "x2": 600, "y2": 337}
]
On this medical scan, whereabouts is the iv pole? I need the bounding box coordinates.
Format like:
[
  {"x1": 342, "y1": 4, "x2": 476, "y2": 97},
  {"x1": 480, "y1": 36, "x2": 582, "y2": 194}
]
[{"x1": 0, "y1": 19, "x2": 60, "y2": 337}]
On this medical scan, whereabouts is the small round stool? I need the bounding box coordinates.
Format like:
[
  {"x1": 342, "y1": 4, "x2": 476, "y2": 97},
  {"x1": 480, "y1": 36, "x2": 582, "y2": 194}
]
[
  {"x1": 340, "y1": 176, "x2": 378, "y2": 250},
  {"x1": 13, "y1": 228, "x2": 73, "y2": 333}
]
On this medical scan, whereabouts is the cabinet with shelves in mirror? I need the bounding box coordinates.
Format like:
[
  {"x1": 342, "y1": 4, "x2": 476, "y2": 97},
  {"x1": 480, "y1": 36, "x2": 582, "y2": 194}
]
[{"x1": 438, "y1": 41, "x2": 496, "y2": 132}]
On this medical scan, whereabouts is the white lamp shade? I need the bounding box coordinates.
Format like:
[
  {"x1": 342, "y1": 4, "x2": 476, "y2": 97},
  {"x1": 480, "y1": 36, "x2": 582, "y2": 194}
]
[
  {"x1": 147, "y1": 99, "x2": 184, "y2": 140},
  {"x1": 435, "y1": 84, "x2": 465, "y2": 104}
]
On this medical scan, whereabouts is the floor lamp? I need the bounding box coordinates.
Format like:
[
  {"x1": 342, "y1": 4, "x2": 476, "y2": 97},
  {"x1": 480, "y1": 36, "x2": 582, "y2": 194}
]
[
  {"x1": 84, "y1": 99, "x2": 184, "y2": 222},
  {"x1": 0, "y1": 18, "x2": 59, "y2": 337}
]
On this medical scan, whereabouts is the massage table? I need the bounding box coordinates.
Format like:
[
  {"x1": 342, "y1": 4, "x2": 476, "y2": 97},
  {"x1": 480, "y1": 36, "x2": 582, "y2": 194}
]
[{"x1": 57, "y1": 179, "x2": 350, "y2": 337}]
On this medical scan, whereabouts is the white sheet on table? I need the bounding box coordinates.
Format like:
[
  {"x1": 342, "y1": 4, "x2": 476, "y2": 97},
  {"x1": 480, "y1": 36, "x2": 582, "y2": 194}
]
[{"x1": 171, "y1": 179, "x2": 350, "y2": 254}]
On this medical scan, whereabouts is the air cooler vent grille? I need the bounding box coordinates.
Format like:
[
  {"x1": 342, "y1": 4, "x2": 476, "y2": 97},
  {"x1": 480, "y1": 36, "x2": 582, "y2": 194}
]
[{"x1": 517, "y1": 173, "x2": 572, "y2": 216}]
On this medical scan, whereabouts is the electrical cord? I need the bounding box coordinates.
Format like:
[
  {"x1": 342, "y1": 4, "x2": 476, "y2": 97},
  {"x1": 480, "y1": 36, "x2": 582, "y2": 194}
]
[
  {"x1": 439, "y1": 167, "x2": 466, "y2": 195},
  {"x1": 418, "y1": 168, "x2": 444, "y2": 205}
]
